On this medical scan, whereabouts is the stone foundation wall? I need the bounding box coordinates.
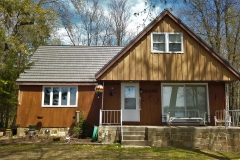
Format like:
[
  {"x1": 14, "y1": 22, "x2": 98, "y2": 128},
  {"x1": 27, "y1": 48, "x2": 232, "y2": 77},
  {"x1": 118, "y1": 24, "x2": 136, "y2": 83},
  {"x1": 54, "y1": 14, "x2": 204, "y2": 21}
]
[
  {"x1": 98, "y1": 126, "x2": 121, "y2": 144},
  {"x1": 17, "y1": 127, "x2": 69, "y2": 137},
  {"x1": 147, "y1": 126, "x2": 240, "y2": 152},
  {"x1": 98, "y1": 126, "x2": 240, "y2": 153}
]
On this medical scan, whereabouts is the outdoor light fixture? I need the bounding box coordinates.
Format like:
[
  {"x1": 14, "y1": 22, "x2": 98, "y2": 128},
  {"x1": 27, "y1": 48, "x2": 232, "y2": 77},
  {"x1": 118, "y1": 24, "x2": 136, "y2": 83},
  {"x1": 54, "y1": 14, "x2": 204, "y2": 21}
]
[
  {"x1": 37, "y1": 116, "x2": 43, "y2": 119},
  {"x1": 140, "y1": 88, "x2": 143, "y2": 94},
  {"x1": 110, "y1": 87, "x2": 113, "y2": 96}
]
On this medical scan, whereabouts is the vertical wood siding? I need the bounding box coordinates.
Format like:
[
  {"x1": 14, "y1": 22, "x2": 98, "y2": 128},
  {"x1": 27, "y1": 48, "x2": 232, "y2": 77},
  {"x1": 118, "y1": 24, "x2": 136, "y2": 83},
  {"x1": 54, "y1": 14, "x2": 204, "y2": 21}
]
[
  {"x1": 103, "y1": 82, "x2": 162, "y2": 125},
  {"x1": 102, "y1": 82, "x2": 225, "y2": 126},
  {"x1": 99, "y1": 15, "x2": 238, "y2": 81},
  {"x1": 17, "y1": 82, "x2": 225, "y2": 127},
  {"x1": 16, "y1": 85, "x2": 101, "y2": 127},
  {"x1": 208, "y1": 83, "x2": 226, "y2": 124}
]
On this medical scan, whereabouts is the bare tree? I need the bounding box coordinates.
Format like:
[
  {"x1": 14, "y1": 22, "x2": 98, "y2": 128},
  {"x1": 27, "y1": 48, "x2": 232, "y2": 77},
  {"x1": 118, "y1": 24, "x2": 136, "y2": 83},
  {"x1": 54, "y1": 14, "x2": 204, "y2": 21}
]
[
  {"x1": 99, "y1": 16, "x2": 115, "y2": 46},
  {"x1": 72, "y1": 0, "x2": 105, "y2": 46},
  {"x1": 108, "y1": 0, "x2": 131, "y2": 46}
]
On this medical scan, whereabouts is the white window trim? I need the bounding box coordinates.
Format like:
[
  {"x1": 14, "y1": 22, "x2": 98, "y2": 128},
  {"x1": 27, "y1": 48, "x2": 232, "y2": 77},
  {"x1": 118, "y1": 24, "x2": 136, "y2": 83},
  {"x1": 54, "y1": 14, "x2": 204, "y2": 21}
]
[
  {"x1": 42, "y1": 86, "x2": 78, "y2": 107},
  {"x1": 161, "y1": 83, "x2": 210, "y2": 122},
  {"x1": 151, "y1": 32, "x2": 183, "y2": 53}
]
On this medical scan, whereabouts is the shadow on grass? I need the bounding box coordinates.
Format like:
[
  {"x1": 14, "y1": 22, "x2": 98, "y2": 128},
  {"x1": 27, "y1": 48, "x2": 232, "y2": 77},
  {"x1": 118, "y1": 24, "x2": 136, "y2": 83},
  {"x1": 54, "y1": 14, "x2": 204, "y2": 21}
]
[
  {"x1": 152, "y1": 147, "x2": 237, "y2": 160},
  {"x1": 0, "y1": 143, "x2": 240, "y2": 159}
]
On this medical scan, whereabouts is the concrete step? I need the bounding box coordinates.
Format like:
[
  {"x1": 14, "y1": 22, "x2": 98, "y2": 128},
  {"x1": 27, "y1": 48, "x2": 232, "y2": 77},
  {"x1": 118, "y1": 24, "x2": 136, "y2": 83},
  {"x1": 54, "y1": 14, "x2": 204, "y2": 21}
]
[
  {"x1": 122, "y1": 140, "x2": 149, "y2": 146},
  {"x1": 122, "y1": 126, "x2": 146, "y2": 132},
  {"x1": 123, "y1": 135, "x2": 145, "y2": 140},
  {"x1": 121, "y1": 127, "x2": 149, "y2": 147},
  {"x1": 122, "y1": 145, "x2": 150, "y2": 148},
  {"x1": 123, "y1": 131, "x2": 145, "y2": 136}
]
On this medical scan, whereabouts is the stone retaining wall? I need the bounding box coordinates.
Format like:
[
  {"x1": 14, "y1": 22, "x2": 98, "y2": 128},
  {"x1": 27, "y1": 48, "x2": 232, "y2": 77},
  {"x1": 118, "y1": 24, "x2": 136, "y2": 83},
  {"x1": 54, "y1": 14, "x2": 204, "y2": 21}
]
[
  {"x1": 147, "y1": 126, "x2": 240, "y2": 152},
  {"x1": 98, "y1": 126, "x2": 240, "y2": 153}
]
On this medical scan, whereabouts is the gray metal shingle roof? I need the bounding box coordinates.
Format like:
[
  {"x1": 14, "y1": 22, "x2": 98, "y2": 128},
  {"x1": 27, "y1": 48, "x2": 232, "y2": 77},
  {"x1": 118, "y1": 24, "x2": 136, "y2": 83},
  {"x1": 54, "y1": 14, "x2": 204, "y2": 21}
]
[{"x1": 17, "y1": 46, "x2": 123, "y2": 83}]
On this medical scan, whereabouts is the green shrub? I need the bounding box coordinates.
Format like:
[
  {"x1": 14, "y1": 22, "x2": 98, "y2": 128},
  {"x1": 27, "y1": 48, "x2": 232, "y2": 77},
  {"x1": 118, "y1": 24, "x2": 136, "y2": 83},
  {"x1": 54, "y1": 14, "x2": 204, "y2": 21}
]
[{"x1": 72, "y1": 111, "x2": 93, "y2": 138}]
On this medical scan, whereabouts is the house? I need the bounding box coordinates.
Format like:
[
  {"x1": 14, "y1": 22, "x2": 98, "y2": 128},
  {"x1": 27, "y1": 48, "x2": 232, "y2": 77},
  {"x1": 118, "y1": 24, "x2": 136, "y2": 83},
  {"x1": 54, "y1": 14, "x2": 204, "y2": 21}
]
[{"x1": 16, "y1": 10, "x2": 240, "y2": 136}]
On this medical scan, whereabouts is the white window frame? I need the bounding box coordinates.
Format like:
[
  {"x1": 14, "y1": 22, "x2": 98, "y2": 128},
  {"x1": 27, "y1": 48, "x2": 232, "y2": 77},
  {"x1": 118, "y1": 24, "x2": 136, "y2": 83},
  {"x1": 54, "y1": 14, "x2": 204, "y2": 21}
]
[
  {"x1": 42, "y1": 86, "x2": 78, "y2": 107},
  {"x1": 151, "y1": 32, "x2": 183, "y2": 53},
  {"x1": 161, "y1": 83, "x2": 210, "y2": 122}
]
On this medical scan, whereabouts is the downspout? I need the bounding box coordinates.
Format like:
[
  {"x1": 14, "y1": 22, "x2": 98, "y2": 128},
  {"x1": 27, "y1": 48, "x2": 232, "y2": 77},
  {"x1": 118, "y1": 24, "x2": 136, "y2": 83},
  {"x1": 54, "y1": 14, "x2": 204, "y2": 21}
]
[{"x1": 102, "y1": 82, "x2": 104, "y2": 110}]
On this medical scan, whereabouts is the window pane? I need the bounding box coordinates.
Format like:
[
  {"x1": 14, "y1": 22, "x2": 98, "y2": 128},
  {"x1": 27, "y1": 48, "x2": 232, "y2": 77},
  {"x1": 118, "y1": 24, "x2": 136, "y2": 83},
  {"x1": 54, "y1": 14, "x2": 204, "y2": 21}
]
[
  {"x1": 70, "y1": 87, "x2": 77, "y2": 105},
  {"x1": 186, "y1": 85, "x2": 207, "y2": 116},
  {"x1": 153, "y1": 43, "x2": 165, "y2": 51},
  {"x1": 124, "y1": 86, "x2": 136, "y2": 109},
  {"x1": 162, "y1": 85, "x2": 184, "y2": 117},
  {"x1": 169, "y1": 43, "x2": 181, "y2": 51},
  {"x1": 169, "y1": 34, "x2": 181, "y2": 42},
  {"x1": 125, "y1": 98, "x2": 136, "y2": 109},
  {"x1": 44, "y1": 87, "x2": 51, "y2": 105},
  {"x1": 61, "y1": 87, "x2": 68, "y2": 105},
  {"x1": 153, "y1": 34, "x2": 165, "y2": 42},
  {"x1": 52, "y1": 87, "x2": 59, "y2": 105}
]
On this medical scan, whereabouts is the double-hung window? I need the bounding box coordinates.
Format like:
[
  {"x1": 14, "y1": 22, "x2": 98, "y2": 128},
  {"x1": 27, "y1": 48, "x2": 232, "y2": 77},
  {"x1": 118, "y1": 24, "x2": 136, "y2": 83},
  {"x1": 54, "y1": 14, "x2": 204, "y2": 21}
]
[
  {"x1": 42, "y1": 86, "x2": 78, "y2": 107},
  {"x1": 151, "y1": 32, "x2": 183, "y2": 53}
]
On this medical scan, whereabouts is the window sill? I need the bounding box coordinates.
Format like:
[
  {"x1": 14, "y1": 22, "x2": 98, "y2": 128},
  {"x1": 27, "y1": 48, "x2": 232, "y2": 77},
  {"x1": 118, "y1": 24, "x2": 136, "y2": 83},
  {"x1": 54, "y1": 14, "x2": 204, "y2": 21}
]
[
  {"x1": 42, "y1": 106, "x2": 78, "y2": 108},
  {"x1": 151, "y1": 51, "x2": 184, "y2": 54}
]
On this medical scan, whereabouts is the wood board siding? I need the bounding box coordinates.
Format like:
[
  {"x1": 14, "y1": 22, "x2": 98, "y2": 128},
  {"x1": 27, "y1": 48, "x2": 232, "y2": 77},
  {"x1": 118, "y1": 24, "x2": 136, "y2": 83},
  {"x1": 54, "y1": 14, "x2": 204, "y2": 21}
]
[
  {"x1": 16, "y1": 85, "x2": 101, "y2": 127},
  {"x1": 103, "y1": 82, "x2": 162, "y2": 125},
  {"x1": 102, "y1": 82, "x2": 225, "y2": 126},
  {"x1": 16, "y1": 82, "x2": 225, "y2": 127},
  {"x1": 98, "y1": 15, "x2": 238, "y2": 81},
  {"x1": 208, "y1": 83, "x2": 226, "y2": 124}
]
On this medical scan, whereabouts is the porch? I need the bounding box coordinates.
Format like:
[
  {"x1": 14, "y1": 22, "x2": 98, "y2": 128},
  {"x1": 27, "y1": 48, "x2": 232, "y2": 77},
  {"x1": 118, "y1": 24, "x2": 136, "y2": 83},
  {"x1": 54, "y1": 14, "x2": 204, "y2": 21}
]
[
  {"x1": 98, "y1": 109, "x2": 240, "y2": 152},
  {"x1": 98, "y1": 125, "x2": 240, "y2": 152}
]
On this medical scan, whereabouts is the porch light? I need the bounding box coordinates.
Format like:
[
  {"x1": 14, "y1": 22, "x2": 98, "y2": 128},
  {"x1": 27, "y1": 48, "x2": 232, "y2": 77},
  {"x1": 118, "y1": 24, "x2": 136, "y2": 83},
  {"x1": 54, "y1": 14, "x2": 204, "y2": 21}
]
[
  {"x1": 37, "y1": 116, "x2": 43, "y2": 119},
  {"x1": 140, "y1": 88, "x2": 143, "y2": 94},
  {"x1": 110, "y1": 87, "x2": 113, "y2": 96}
]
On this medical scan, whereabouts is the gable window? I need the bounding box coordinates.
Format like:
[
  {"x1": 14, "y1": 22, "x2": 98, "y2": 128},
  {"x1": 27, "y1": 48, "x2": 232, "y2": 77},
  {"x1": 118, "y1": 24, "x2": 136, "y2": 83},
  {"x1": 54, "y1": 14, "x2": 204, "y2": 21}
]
[
  {"x1": 42, "y1": 86, "x2": 78, "y2": 107},
  {"x1": 151, "y1": 32, "x2": 183, "y2": 53}
]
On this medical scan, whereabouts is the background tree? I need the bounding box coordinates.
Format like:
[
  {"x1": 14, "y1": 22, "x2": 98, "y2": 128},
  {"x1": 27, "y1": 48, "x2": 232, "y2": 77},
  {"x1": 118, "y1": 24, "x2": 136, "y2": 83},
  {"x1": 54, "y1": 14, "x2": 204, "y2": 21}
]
[
  {"x1": 108, "y1": 0, "x2": 131, "y2": 46},
  {"x1": 0, "y1": 0, "x2": 57, "y2": 127},
  {"x1": 70, "y1": 0, "x2": 133, "y2": 46},
  {"x1": 177, "y1": 0, "x2": 240, "y2": 109},
  {"x1": 71, "y1": 0, "x2": 105, "y2": 46}
]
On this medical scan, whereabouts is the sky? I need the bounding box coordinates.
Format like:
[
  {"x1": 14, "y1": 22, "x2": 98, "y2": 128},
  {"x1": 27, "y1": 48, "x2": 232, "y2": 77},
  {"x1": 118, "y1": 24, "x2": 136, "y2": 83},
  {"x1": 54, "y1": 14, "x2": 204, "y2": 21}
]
[
  {"x1": 57, "y1": 0, "x2": 183, "y2": 45},
  {"x1": 126, "y1": 0, "x2": 180, "y2": 31}
]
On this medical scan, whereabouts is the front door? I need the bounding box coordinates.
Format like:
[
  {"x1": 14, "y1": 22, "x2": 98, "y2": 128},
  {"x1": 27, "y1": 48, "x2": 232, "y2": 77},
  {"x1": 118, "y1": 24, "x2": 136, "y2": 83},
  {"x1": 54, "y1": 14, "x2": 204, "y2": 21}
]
[{"x1": 121, "y1": 83, "x2": 140, "y2": 122}]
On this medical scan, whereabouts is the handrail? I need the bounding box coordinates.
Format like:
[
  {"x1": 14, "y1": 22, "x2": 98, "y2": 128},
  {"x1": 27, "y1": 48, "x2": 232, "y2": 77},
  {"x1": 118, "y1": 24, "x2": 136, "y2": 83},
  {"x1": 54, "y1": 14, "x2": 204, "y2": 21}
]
[
  {"x1": 120, "y1": 109, "x2": 123, "y2": 141},
  {"x1": 215, "y1": 109, "x2": 240, "y2": 129},
  {"x1": 99, "y1": 109, "x2": 123, "y2": 141}
]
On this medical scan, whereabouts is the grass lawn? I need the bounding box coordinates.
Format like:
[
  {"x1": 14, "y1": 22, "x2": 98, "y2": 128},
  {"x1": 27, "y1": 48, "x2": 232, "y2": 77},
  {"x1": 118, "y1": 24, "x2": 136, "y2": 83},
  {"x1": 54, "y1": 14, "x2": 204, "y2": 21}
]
[{"x1": 0, "y1": 143, "x2": 240, "y2": 159}]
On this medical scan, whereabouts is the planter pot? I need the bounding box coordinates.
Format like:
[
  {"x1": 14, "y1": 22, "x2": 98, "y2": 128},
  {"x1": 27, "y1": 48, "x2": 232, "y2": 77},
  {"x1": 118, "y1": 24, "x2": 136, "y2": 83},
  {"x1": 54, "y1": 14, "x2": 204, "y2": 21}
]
[{"x1": 29, "y1": 124, "x2": 36, "y2": 131}]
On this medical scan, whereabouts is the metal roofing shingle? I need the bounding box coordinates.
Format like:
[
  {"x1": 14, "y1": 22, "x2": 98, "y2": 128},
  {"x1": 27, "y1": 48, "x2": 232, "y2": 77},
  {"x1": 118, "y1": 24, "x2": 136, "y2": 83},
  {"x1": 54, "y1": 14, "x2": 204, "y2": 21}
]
[{"x1": 17, "y1": 46, "x2": 123, "y2": 83}]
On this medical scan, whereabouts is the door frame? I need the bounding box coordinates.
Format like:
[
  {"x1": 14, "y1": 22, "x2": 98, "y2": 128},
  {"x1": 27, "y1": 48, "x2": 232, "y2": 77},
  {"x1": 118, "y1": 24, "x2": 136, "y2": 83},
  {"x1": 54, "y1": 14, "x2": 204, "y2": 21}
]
[{"x1": 121, "y1": 82, "x2": 140, "y2": 122}]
